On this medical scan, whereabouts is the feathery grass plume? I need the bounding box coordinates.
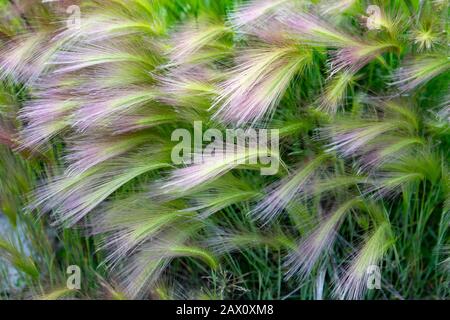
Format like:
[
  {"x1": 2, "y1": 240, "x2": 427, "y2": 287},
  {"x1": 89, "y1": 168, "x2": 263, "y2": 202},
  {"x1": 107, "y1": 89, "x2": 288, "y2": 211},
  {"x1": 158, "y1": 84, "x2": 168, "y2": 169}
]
[
  {"x1": 158, "y1": 144, "x2": 280, "y2": 195},
  {"x1": 229, "y1": 0, "x2": 292, "y2": 29},
  {"x1": 72, "y1": 58, "x2": 161, "y2": 91},
  {"x1": 167, "y1": 19, "x2": 231, "y2": 67},
  {"x1": 212, "y1": 45, "x2": 313, "y2": 126},
  {"x1": 391, "y1": 54, "x2": 450, "y2": 92},
  {"x1": 118, "y1": 227, "x2": 218, "y2": 298},
  {"x1": 357, "y1": 136, "x2": 425, "y2": 172},
  {"x1": 69, "y1": 14, "x2": 165, "y2": 41},
  {"x1": 280, "y1": 10, "x2": 399, "y2": 74},
  {"x1": 285, "y1": 198, "x2": 362, "y2": 280},
  {"x1": 251, "y1": 154, "x2": 329, "y2": 223},
  {"x1": 325, "y1": 120, "x2": 408, "y2": 157},
  {"x1": 0, "y1": 33, "x2": 53, "y2": 84},
  {"x1": 370, "y1": 149, "x2": 442, "y2": 198},
  {"x1": 333, "y1": 221, "x2": 393, "y2": 300},
  {"x1": 20, "y1": 84, "x2": 162, "y2": 152},
  {"x1": 329, "y1": 40, "x2": 398, "y2": 75},
  {"x1": 0, "y1": 237, "x2": 39, "y2": 279},
  {"x1": 319, "y1": 0, "x2": 357, "y2": 16},
  {"x1": 53, "y1": 2, "x2": 168, "y2": 44},
  {"x1": 317, "y1": 71, "x2": 356, "y2": 114},
  {"x1": 18, "y1": 88, "x2": 78, "y2": 150},
  {"x1": 0, "y1": 1, "x2": 64, "y2": 83},
  {"x1": 91, "y1": 197, "x2": 192, "y2": 268},
  {"x1": 323, "y1": 99, "x2": 424, "y2": 174},
  {"x1": 72, "y1": 88, "x2": 158, "y2": 132},
  {"x1": 312, "y1": 174, "x2": 370, "y2": 197},
  {"x1": 31, "y1": 149, "x2": 171, "y2": 226},
  {"x1": 0, "y1": 2, "x2": 164, "y2": 84},
  {"x1": 324, "y1": 99, "x2": 420, "y2": 159},
  {"x1": 280, "y1": 18, "x2": 375, "y2": 77},
  {"x1": 64, "y1": 133, "x2": 160, "y2": 176},
  {"x1": 51, "y1": 43, "x2": 159, "y2": 76},
  {"x1": 243, "y1": 17, "x2": 293, "y2": 45},
  {"x1": 205, "y1": 227, "x2": 294, "y2": 255},
  {"x1": 278, "y1": 11, "x2": 357, "y2": 47},
  {"x1": 182, "y1": 174, "x2": 260, "y2": 219},
  {"x1": 156, "y1": 66, "x2": 218, "y2": 109},
  {"x1": 110, "y1": 108, "x2": 179, "y2": 135}
]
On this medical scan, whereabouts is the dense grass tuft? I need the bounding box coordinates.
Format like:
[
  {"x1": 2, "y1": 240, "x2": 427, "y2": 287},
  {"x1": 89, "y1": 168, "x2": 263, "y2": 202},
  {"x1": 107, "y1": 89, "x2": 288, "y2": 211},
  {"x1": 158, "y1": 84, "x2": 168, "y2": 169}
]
[{"x1": 0, "y1": 0, "x2": 448, "y2": 300}]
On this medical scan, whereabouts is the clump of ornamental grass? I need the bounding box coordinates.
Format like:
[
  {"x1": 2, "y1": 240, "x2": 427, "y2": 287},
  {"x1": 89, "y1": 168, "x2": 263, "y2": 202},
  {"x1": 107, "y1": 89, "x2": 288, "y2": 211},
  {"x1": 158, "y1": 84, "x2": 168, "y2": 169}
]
[{"x1": 0, "y1": 0, "x2": 449, "y2": 299}]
